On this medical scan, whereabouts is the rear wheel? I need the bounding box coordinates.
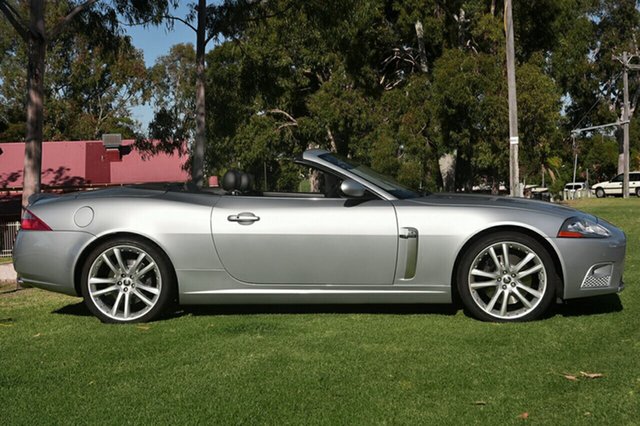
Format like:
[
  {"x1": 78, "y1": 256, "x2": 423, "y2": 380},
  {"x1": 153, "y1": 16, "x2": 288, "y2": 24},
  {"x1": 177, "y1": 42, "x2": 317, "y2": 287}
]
[
  {"x1": 80, "y1": 237, "x2": 175, "y2": 323},
  {"x1": 595, "y1": 188, "x2": 605, "y2": 198},
  {"x1": 636, "y1": 187, "x2": 640, "y2": 197},
  {"x1": 456, "y1": 232, "x2": 558, "y2": 322}
]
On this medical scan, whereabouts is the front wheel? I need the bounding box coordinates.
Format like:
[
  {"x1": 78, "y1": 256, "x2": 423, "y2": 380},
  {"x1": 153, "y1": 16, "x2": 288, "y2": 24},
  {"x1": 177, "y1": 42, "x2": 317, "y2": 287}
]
[
  {"x1": 595, "y1": 188, "x2": 605, "y2": 198},
  {"x1": 635, "y1": 187, "x2": 640, "y2": 197},
  {"x1": 80, "y1": 238, "x2": 175, "y2": 323},
  {"x1": 456, "y1": 232, "x2": 558, "y2": 322}
]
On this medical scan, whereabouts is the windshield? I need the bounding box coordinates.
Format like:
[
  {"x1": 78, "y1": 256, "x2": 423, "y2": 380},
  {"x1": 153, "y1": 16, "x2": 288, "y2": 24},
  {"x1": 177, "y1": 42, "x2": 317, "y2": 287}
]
[{"x1": 318, "y1": 153, "x2": 421, "y2": 199}]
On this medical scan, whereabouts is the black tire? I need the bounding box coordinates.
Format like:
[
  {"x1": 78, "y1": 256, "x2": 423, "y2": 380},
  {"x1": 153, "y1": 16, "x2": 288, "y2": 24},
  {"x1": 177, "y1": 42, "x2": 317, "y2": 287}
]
[
  {"x1": 595, "y1": 188, "x2": 605, "y2": 198},
  {"x1": 456, "y1": 232, "x2": 559, "y2": 322},
  {"x1": 80, "y1": 237, "x2": 176, "y2": 323},
  {"x1": 635, "y1": 187, "x2": 640, "y2": 197}
]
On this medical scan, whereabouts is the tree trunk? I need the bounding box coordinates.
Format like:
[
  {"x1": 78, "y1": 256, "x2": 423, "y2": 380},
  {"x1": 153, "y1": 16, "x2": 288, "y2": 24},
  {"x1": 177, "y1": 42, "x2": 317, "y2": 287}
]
[
  {"x1": 309, "y1": 169, "x2": 322, "y2": 192},
  {"x1": 326, "y1": 126, "x2": 337, "y2": 152},
  {"x1": 22, "y1": 0, "x2": 46, "y2": 211},
  {"x1": 438, "y1": 151, "x2": 456, "y2": 192},
  {"x1": 192, "y1": 0, "x2": 207, "y2": 187},
  {"x1": 414, "y1": 20, "x2": 428, "y2": 73}
]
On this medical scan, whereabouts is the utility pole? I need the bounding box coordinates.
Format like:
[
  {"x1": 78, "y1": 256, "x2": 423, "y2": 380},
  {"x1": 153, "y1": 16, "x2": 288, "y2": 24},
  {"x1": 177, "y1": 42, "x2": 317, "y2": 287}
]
[
  {"x1": 613, "y1": 52, "x2": 640, "y2": 199},
  {"x1": 571, "y1": 120, "x2": 629, "y2": 190},
  {"x1": 505, "y1": 0, "x2": 520, "y2": 197},
  {"x1": 622, "y1": 51, "x2": 630, "y2": 199}
]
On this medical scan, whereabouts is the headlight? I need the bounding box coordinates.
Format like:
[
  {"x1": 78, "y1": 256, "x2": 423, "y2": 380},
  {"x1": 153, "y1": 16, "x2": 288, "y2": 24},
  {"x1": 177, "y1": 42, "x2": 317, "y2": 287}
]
[{"x1": 557, "y1": 216, "x2": 610, "y2": 238}]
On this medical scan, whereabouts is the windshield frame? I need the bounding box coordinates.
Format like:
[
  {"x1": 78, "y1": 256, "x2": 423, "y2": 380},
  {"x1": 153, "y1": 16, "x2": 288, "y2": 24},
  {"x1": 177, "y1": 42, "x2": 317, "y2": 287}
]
[{"x1": 317, "y1": 153, "x2": 421, "y2": 200}]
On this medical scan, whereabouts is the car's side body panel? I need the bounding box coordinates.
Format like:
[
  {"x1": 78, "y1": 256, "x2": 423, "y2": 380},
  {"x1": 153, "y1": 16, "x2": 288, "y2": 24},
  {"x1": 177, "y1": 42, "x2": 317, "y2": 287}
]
[
  {"x1": 392, "y1": 201, "x2": 558, "y2": 290},
  {"x1": 15, "y1": 191, "x2": 224, "y2": 296},
  {"x1": 13, "y1": 230, "x2": 94, "y2": 295},
  {"x1": 211, "y1": 196, "x2": 398, "y2": 285}
]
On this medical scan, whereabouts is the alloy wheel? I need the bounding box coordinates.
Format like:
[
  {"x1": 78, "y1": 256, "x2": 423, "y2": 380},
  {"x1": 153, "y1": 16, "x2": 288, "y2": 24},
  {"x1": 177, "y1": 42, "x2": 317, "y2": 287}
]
[
  {"x1": 467, "y1": 241, "x2": 547, "y2": 320},
  {"x1": 87, "y1": 245, "x2": 162, "y2": 321}
]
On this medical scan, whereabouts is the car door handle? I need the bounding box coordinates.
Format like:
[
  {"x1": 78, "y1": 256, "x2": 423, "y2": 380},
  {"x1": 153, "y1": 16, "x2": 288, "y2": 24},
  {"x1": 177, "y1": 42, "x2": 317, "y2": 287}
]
[{"x1": 227, "y1": 212, "x2": 260, "y2": 225}]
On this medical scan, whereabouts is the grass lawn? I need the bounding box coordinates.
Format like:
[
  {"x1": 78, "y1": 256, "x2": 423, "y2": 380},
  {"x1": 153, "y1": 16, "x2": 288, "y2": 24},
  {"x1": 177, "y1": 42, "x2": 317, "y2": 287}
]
[
  {"x1": 0, "y1": 257, "x2": 13, "y2": 265},
  {"x1": 1, "y1": 198, "x2": 638, "y2": 424}
]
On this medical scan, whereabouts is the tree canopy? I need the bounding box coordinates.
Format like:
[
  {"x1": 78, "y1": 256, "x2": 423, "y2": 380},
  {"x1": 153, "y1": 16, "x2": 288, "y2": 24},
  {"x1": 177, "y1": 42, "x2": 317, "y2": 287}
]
[
  {"x1": 198, "y1": 0, "x2": 640, "y2": 192},
  {"x1": 3, "y1": 0, "x2": 640, "y2": 194}
]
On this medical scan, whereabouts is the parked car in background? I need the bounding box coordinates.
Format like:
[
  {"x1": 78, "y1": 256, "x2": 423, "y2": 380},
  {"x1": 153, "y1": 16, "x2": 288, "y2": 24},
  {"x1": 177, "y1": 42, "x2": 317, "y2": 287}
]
[
  {"x1": 591, "y1": 172, "x2": 640, "y2": 197},
  {"x1": 563, "y1": 182, "x2": 588, "y2": 200},
  {"x1": 564, "y1": 182, "x2": 586, "y2": 191}
]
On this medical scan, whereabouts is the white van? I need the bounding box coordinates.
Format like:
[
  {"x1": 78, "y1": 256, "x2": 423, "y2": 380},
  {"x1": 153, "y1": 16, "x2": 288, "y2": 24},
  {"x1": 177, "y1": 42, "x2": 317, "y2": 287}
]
[{"x1": 591, "y1": 172, "x2": 640, "y2": 197}]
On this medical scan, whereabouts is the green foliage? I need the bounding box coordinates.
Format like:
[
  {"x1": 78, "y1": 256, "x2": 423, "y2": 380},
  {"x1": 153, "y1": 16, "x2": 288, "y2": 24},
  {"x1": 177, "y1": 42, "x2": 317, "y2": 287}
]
[
  {"x1": 581, "y1": 136, "x2": 619, "y2": 182},
  {"x1": 517, "y1": 59, "x2": 563, "y2": 183},
  {"x1": 201, "y1": 0, "x2": 596, "y2": 191},
  {"x1": 550, "y1": 0, "x2": 640, "y2": 182},
  {"x1": 0, "y1": 0, "x2": 154, "y2": 142},
  {"x1": 138, "y1": 43, "x2": 196, "y2": 158},
  {"x1": 4, "y1": 0, "x2": 639, "y2": 191}
]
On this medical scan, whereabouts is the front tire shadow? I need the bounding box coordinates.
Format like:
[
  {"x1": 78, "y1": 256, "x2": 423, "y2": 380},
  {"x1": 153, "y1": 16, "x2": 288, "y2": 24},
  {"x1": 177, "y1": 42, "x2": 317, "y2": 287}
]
[
  {"x1": 53, "y1": 301, "x2": 92, "y2": 317},
  {"x1": 553, "y1": 294, "x2": 623, "y2": 317}
]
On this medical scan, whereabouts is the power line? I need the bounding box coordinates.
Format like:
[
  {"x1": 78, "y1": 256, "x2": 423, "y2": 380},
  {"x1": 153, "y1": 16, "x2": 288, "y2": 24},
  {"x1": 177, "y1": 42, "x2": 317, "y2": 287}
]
[{"x1": 571, "y1": 72, "x2": 622, "y2": 132}]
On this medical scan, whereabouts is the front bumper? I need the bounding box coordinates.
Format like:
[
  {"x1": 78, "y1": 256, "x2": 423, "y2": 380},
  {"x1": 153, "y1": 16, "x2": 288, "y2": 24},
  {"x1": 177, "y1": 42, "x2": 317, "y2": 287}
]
[
  {"x1": 13, "y1": 230, "x2": 95, "y2": 296},
  {"x1": 551, "y1": 228, "x2": 626, "y2": 300}
]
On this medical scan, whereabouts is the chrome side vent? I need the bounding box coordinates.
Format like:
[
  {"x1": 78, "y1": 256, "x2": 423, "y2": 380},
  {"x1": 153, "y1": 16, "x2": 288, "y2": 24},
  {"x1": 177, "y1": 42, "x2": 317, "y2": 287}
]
[{"x1": 581, "y1": 264, "x2": 613, "y2": 288}]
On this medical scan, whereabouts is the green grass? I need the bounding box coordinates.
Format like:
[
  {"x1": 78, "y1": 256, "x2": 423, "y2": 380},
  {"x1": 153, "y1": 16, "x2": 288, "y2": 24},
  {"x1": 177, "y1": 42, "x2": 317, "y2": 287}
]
[
  {"x1": 1, "y1": 199, "x2": 639, "y2": 424},
  {"x1": 0, "y1": 257, "x2": 13, "y2": 265}
]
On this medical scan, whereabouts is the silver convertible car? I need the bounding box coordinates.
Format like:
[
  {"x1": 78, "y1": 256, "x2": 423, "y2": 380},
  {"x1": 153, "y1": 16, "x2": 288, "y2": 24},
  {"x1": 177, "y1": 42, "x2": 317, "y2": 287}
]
[{"x1": 13, "y1": 150, "x2": 626, "y2": 323}]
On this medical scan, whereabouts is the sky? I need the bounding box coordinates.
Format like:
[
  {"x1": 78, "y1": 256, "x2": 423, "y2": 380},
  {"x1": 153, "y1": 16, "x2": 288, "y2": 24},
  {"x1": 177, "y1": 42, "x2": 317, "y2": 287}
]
[{"x1": 123, "y1": 3, "x2": 215, "y2": 130}]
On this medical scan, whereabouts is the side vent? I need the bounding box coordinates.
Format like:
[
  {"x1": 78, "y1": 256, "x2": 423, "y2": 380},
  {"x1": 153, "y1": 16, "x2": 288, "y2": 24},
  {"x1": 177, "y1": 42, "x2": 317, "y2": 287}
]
[{"x1": 395, "y1": 227, "x2": 419, "y2": 280}]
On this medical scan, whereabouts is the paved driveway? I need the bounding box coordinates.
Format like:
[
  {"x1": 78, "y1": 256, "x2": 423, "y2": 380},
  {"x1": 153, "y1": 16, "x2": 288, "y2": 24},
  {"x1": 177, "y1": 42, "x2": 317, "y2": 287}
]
[{"x1": 0, "y1": 262, "x2": 16, "y2": 282}]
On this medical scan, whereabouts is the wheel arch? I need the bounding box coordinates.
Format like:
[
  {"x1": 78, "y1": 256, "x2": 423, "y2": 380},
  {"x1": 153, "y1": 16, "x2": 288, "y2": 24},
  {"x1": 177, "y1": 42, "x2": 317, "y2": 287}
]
[
  {"x1": 450, "y1": 225, "x2": 565, "y2": 302},
  {"x1": 73, "y1": 232, "x2": 178, "y2": 298}
]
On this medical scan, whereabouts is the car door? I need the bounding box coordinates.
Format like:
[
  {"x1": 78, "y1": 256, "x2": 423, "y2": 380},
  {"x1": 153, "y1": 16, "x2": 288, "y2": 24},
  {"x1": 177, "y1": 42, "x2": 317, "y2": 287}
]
[
  {"x1": 606, "y1": 174, "x2": 623, "y2": 195},
  {"x1": 211, "y1": 196, "x2": 398, "y2": 285},
  {"x1": 630, "y1": 173, "x2": 640, "y2": 194}
]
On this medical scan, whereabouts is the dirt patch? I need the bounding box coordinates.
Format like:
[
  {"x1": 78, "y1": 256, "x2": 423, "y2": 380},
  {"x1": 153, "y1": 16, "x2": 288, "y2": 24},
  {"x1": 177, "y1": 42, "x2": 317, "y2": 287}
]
[{"x1": 0, "y1": 281, "x2": 19, "y2": 294}]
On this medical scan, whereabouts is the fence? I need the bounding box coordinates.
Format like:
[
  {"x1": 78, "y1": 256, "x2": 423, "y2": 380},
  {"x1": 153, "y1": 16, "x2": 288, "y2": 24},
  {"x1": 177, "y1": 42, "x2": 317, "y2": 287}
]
[
  {"x1": 1, "y1": 221, "x2": 19, "y2": 258},
  {"x1": 563, "y1": 189, "x2": 592, "y2": 200}
]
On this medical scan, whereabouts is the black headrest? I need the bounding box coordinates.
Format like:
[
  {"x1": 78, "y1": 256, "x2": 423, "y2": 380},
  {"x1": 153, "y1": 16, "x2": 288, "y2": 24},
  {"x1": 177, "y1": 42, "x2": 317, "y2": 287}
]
[
  {"x1": 238, "y1": 172, "x2": 252, "y2": 192},
  {"x1": 222, "y1": 170, "x2": 241, "y2": 191},
  {"x1": 222, "y1": 170, "x2": 253, "y2": 193}
]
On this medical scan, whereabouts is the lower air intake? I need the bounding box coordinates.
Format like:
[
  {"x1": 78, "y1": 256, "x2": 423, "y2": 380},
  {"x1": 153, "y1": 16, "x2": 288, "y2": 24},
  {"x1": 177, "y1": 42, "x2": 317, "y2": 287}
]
[{"x1": 581, "y1": 264, "x2": 613, "y2": 288}]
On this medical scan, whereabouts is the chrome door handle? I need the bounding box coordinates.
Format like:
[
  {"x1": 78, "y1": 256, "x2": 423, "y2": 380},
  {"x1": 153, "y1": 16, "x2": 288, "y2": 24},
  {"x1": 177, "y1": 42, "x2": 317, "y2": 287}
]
[{"x1": 227, "y1": 212, "x2": 260, "y2": 225}]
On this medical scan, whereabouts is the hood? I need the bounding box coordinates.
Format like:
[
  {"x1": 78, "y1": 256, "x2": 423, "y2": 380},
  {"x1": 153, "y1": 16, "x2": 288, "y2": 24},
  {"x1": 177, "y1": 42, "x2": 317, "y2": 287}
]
[{"x1": 406, "y1": 193, "x2": 591, "y2": 220}]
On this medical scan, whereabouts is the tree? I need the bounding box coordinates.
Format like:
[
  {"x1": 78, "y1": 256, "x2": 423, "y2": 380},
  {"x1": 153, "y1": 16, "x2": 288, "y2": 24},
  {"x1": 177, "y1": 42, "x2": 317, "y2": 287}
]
[
  {"x1": 201, "y1": 0, "x2": 569, "y2": 192},
  {"x1": 0, "y1": 0, "x2": 172, "y2": 209},
  {"x1": 145, "y1": 0, "x2": 281, "y2": 187},
  {"x1": 551, "y1": 0, "x2": 640, "y2": 174},
  {"x1": 0, "y1": 24, "x2": 149, "y2": 142},
  {"x1": 138, "y1": 43, "x2": 196, "y2": 158},
  {"x1": 221, "y1": 0, "x2": 640, "y2": 195}
]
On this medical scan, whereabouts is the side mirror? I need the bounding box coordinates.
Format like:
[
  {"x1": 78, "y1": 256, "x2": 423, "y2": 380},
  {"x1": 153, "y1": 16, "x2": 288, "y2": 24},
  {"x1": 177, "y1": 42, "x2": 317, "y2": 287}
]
[{"x1": 340, "y1": 179, "x2": 366, "y2": 198}]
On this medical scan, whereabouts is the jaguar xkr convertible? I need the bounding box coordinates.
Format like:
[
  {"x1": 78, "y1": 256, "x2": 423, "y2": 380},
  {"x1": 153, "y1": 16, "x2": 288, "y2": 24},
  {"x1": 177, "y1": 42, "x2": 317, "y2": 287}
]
[{"x1": 13, "y1": 150, "x2": 626, "y2": 323}]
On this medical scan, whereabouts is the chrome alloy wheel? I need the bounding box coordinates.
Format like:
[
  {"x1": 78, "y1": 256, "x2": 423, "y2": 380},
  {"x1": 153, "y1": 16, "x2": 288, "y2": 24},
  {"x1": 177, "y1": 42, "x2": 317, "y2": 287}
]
[
  {"x1": 87, "y1": 245, "x2": 162, "y2": 321},
  {"x1": 467, "y1": 241, "x2": 547, "y2": 320}
]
